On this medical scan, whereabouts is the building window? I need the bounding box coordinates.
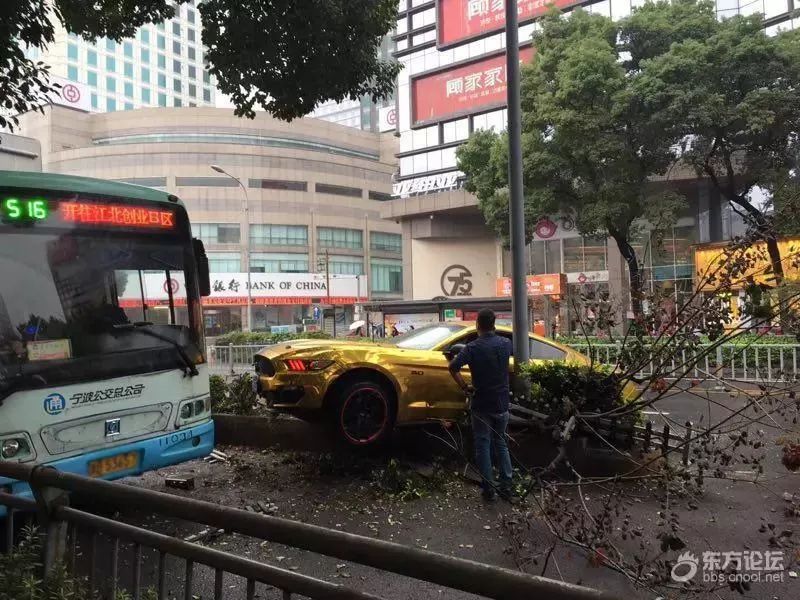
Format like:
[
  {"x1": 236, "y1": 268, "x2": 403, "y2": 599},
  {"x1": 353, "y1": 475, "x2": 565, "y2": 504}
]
[
  {"x1": 203, "y1": 88, "x2": 211, "y2": 102},
  {"x1": 124, "y1": 62, "x2": 133, "y2": 78},
  {"x1": 175, "y1": 176, "x2": 238, "y2": 187},
  {"x1": 107, "y1": 97, "x2": 116, "y2": 111},
  {"x1": 140, "y1": 29, "x2": 150, "y2": 44},
  {"x1": 106, "y1": 56, "x2": 115, "y2": 71},
  {"x1": 197, "y1": 223, "x2": 241, "y2": 245},
  {"x1": 67, "y1": 43, "x2": 78, "y2": 61},
  {"x1": 188, "y1": 65, "x2": 197, "y2": 79},
  {"x1": 329, "y1": 256, "x2": 364, "y2": 276},
  {"x1": 188, "y1": 46, "x2": 196, "y2": 60},
  {"x1": 67, "y1": 65, "x2": 79, "y2": 81},
  {"x1": 158, "y1": 73, "x2": 167, "y2": 88},
  {"x1": 141, "y1": 48, "x2": 150, "y2": 62},
  {"x1": 172, "y1": 22, "x2": 181, "y2": 36},
  {"x1": 173, "y1": 41, "x2": 181, "y2": 54},
  {"x1": 87, "y1": 49, "x2": 97, "y2": 66},
  {"x1": 248, "y1": 179, "x2": 307, "y2": 191},
  {"x1": 141, "y1": 87, "x2": 151, "y2": 103},
  {"x1": 91, "y1": 93, "x2": 98, "y2": 109},
  {"x1": 250, "y1": 253, "x2": 309, "y2": 273},
  {"x1": 172, "y1": 59, "x2": 181, "y2": 74},
  {"x1": 203, "y1": 70, "x2": 211, "y2": 84},
  {"x1": 315, "y1": 183, "x2": 362, "y2": 198},
  {"x1": 173, "y1": 79, "x2": 181, "y2": 92},
  {"x1": 188, "y1": 28, "x2": 196, "y2": 42},
  {"x1": 106, "y1": 76, "x2": 116, "y2": 92},
  {"x1": 174, "y1": 98, "x2": 182, "y2": 107},
  {"x1": 141, "y1": 66, "x2": 150, "y2": 82},
  {"x1": 318, "y1": 227, "x2": 363, "y2": 250},
  {"x1": 123, "y1": 41, "x2": 133, "y2": 58},
  {"x1": 157, "y1": 34, "x2": 166, "y2": 50},
  {"x1": 250, "y1": 225, "x2": 308, "y2": 246},
  {"x1": 158, "y1": 54, "x2": 166, "y2": 69},
  {"x1": 106, "y1": 38, "x2": 115, "y2": 52},
  {"x1": 124, "y1": 81, "x2": 133, "y2": 98},
  {"x1": 87, "y1": 71, "x2": 97, "y2": 87},
  {"x1": 208, "y1": 252, "x2": 241, "y2": 273},
  {"x1": 370, "y1": 232, "x2": 402, "y2": 253},
  {"x1": 371, "y1": 258, "x2": 402, "y2": 294},
  {"x1": 124, "y1": 102, "x2": 134, "y2": 110},
  {"x1": 188, "y1": 83, "x2": 196, "y2": 97},
  {"x1": 368, "y1": 191, "x2": 392, "y2": 202},
  {"x1": 187, "y1": 9, "x2": 196, "y2": 23},
  {"x1": 158, "y1": 93, "x2": 167, "y2": 107}
]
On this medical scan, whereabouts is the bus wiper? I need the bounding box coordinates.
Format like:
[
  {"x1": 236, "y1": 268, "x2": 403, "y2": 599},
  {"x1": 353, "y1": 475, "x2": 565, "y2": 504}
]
[{"x1": 113, "y1": 323, "x2": 199, "y2": 377}]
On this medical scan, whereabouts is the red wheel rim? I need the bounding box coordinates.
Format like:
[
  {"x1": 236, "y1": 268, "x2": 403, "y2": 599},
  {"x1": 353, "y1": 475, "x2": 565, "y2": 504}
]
[{"x1": 340, "y1": 386, "x2": 389, "y2": 445}]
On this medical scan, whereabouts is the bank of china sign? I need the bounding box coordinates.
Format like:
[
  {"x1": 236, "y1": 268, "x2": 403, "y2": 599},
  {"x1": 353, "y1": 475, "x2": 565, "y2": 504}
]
[{"x1": 120, "y1": 272, "x2": 368, "y2": 307}]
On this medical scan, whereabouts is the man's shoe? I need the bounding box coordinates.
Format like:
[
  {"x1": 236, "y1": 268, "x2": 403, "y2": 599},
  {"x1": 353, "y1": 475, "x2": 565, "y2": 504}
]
[
  {"x1": 481, "y1": 489, "x2": 498, "y2": 502},
  {"x1": 498, "y1": 488, "x2": 518, "y2": 504}
]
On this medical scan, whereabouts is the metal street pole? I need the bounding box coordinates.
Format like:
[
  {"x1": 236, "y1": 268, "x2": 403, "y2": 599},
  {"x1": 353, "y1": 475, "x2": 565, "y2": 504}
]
[
  {"x1": 505, "y1": 0, "x2": 530, "y2": 365},
  {"x1": 211, "y1": 164, "x2": 254, "y2": 332}
]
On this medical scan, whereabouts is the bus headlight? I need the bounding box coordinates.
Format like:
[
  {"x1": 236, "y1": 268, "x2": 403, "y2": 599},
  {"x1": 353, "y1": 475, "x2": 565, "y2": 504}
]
[
  {"x1": 0, "y1": 435, "x2": 33, "y2": 462},
  {"x1": 176, "y1": 396, "x2": 211, "y2": 427}
]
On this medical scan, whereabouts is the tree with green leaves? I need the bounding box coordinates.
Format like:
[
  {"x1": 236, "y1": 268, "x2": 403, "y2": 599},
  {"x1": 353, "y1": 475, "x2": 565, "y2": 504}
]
[
  {"x1": 458, "y1": 0, "x2": 800, "y2": 319},
  {"x1": 633, "y1": 1, "x2": 800, "y2": 290},
  {"x1": 0, "y1": 0, "x2": 399, "y2": 129}
]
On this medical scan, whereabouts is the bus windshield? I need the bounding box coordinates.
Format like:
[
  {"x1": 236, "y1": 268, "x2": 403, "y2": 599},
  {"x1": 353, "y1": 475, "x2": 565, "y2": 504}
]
[{"x1": 0, "y1": 227, "x2": 204, "y2": 399}]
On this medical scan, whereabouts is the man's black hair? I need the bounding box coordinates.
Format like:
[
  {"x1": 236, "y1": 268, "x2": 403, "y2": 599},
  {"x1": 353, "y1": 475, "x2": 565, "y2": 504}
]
[{"x1": 476, "y1": 308, "x2": 496, "y2": 332}]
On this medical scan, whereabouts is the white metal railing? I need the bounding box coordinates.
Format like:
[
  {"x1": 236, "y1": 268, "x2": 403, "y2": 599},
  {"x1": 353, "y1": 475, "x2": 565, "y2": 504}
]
[
  {"x1": 206, "y1": 342, "x2": 800, "y2": 383},
  {"x1": 570, "y1": 342, "x2": 800, "y2": 383}
]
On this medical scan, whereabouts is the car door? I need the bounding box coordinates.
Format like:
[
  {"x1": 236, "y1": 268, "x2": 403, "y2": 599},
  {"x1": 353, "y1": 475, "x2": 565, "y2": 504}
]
[{"x1": 425, "y1": 330, "x2": 479, "y2": 421}]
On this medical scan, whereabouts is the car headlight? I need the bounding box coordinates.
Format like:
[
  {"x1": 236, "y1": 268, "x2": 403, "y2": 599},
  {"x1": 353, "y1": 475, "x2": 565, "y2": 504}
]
[
  {"x1": 176, "y1": 396, "x2": 211, "y2": 427},
  {"x1": 0, "y1": 435, "x2": 34, "y2": 462},
  {"x1": 284, "y1": 359, "x2": 334, "y2": 372}
]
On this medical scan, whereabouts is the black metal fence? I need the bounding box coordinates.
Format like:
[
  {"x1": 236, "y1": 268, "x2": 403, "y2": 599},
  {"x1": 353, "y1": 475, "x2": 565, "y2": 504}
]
[{"x1": 0, "y1": 462, "x2": 614, "y2": 600}]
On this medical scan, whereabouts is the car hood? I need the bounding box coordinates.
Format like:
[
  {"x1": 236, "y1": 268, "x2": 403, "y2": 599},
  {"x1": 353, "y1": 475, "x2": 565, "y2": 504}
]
[{"x1": 256, "y1": 338, "x2": 396, "y2": 358}]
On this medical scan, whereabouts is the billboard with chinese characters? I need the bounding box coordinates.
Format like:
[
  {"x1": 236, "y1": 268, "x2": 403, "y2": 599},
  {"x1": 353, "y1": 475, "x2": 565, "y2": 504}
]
[
  {"x1": 411, "y1": 46, "x2": 535, "y2": 127},
  {"x1": 119, "y1": 272, "x2": 368, "y2": 307},
  {"x1": 437, "y1": 0, "x2": 580, "y2": 49},
  {"x1": 495, "y1": 273, "x2": 566, "y2": 297}
]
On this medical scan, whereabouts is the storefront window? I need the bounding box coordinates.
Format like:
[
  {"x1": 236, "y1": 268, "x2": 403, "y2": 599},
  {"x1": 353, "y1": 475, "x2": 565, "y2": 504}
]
[
  {"x1": 197, "y1": 223, "x2": 240, "y2": 245},
  {"x1": 318, "y1": 227, "x2": 363, "y2": 250},
  {"x1": 584, "y1": 237, "x2": 607, "y2": 271},
  {"x1": 545, "y1": 240, "x2": 561, "y2": 273},
  {"x1": 371, "y1": 258, "x2": 403, "y2": 293},
  {"x1": 562, "y1": 238, "x2": 584, "y2": 273},
  {"x1": 250, "y1": 253, "x2": 308, "y2": 273},
  {"x1": 207, "y1": 252, "x2": 241, "y2": 273},
  {"x1": 250, "y1": 225, "x2": 308, "y2": 246}
]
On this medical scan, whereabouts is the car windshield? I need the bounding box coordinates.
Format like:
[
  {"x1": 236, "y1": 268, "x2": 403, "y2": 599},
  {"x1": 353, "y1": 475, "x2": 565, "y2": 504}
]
[
  {"x1": 391, "y1": 324, "x2": 466, "y2": 350},
  {"x1": 0, "y1": 227, "x2": 204, "y2": 397}
]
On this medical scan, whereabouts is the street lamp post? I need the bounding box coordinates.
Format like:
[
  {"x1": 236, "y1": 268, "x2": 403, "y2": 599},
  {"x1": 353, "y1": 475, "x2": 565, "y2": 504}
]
[
  {"x1": 505, "y1": 0, "x2": 530, "y2": 366},
  {"x1": 210, "y1": 164, "x2": 254, "y2": 332}
]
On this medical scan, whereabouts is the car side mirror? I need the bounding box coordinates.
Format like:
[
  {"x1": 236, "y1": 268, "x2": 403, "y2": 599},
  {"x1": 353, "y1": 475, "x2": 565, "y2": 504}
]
[
  {"x1": 444, "y1": 343, "x2": 466, "y2": 361},
  {"x1": 192, "y1": 238, "x2": 211, "y2": 297}
]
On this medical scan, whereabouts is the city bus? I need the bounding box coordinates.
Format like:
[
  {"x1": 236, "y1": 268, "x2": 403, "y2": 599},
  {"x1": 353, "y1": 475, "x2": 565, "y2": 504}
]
[{"x1": 0, "y1": 171, "x2": 214, "y2": 512}]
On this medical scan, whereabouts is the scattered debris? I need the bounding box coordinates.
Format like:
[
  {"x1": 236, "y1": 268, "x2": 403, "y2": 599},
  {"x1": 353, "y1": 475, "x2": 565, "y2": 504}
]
[
  {"x1": 165, "y1": 475, "x2": 195, "y2": 490},
  {"x1": 204, "y1": 449, "x2": 229, "y2": 464},
  {"x1": 184, "y1": 528, "x2": 225, "y2": 543}
]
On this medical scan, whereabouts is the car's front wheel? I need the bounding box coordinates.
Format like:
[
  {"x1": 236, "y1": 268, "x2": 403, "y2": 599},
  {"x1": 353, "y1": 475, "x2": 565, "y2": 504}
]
[{"x1": 336, "y1": 380, "x2": 394, "y2": 446}]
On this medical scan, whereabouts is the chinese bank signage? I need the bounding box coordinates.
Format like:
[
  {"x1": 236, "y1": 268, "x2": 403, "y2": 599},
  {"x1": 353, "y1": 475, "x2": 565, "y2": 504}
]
[
  {"x1": 411, "y1": 46, "x2": 535, "y2": 127},
  {"x1": 496, "y1": 274, "x2": 566, "y2": 296},
  {"x1": 120, "y1": 273, "x2": 368, "y2": 307},
  {"x1": 437, "y1": 0, "x2": 579, "y2": 48},
  {"x1": 46, "y1": 75, "x2": 92, "y2": 112}
]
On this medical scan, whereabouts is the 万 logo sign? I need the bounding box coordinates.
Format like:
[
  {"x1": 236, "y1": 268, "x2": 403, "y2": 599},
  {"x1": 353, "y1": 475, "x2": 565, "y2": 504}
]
[{"x1": 441, "y1": 265, "x2": 473, "y2": 297}]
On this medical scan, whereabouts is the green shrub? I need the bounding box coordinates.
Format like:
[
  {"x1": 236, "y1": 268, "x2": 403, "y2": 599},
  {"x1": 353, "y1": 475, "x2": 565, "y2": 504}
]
[
  {"x1": 519, "y1": 361, "x2": 633, "y2": 416},
  {"x1": 213, "y1": 331, "x2": 331, "y2": 346},
  {"x1": 209, "y1": 373, "x2": 259, "y2": 415}
]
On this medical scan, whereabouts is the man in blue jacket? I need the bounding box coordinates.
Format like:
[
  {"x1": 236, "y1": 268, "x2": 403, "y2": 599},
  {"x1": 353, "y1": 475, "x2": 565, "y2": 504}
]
[{"x1": 448, "y1": 308, "x2": 513, "y2": 501}]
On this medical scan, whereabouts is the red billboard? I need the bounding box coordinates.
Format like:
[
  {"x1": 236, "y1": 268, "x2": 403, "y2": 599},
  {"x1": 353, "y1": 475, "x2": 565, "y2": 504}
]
[
  {"x1": 437, "y1": 0, "x2": 579, "y2": 49},
  {"x1": 411, "y1": 46, "x2": 535, "y2": 127}
]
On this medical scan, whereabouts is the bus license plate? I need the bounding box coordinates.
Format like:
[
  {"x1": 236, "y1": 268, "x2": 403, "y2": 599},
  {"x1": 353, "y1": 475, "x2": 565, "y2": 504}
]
[{"x1": 88, "y1": 452, "x2": 139, "y2": 478}]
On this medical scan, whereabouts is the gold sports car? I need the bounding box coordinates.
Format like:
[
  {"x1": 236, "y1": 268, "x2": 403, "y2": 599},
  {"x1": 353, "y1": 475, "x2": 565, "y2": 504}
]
[{"x1": 254, "y1": 322, "x2": 599, "y2": 446}]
